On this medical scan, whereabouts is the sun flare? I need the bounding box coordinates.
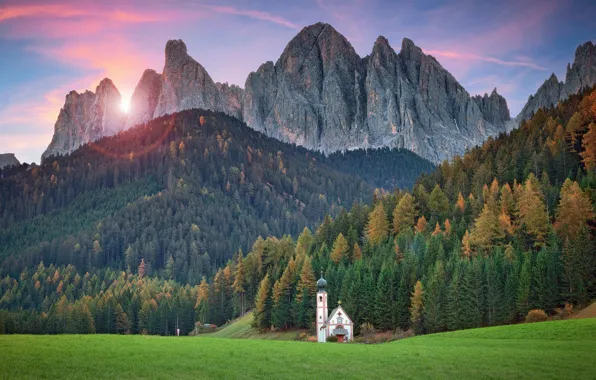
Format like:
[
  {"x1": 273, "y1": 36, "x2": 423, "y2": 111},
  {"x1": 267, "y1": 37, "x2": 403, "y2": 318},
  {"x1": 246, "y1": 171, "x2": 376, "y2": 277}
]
[{"x1": 120, "y1": 98, "x2": 130, "y2": 113}]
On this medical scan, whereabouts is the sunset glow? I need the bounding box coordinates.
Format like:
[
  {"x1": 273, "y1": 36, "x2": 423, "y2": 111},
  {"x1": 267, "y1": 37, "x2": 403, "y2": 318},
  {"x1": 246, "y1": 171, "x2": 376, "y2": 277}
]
[{"x1": 0, "y1": 0, "x2": 594, "y2": 165}]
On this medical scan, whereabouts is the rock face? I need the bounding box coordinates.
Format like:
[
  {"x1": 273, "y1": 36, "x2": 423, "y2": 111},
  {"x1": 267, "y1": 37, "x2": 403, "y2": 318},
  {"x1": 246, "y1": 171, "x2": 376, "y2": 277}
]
[
  {"x1": 243, "y1": 24, "x2": 509, "y2": 162},
  {"x1": 42, "y1": 79, "x2": 126, "y2": 161},
  {"x1": 243, "y1": 23, "x2": 367, "y2": 151},
  {"x1": 125, "y1": 69, "x2": 162, "y2": 129},
  {"x1": 0, "y1": 153, "x2": 20, "y2": 169},
  {"x1": 127, "y1": 39, "x2": 243, "y2": 127},
  {"x1": 517, "y1": 41, "x2": 596, "y2": 122}
]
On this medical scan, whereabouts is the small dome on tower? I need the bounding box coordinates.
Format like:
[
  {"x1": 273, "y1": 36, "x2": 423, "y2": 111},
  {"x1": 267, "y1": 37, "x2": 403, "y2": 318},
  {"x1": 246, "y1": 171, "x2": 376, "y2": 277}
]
[{"x1": 317, "y1": 276, "x2": 327, "y2": 292}]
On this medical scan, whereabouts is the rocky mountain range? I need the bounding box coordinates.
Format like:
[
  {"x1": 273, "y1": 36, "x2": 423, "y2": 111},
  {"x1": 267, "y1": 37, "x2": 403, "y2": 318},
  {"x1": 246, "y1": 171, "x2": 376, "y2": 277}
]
[
  {"x1": 41, "y1": 78, "x2": 126, "y2": 161},
  {"x1": 41, "y1": 23, "x2": 595, "y2": 164},
  {"x1": 517, "y1": 41, "x2": 596, "y2": 122},
  {"x1": 0, "y1": 153, "x2": 20, "y2": 169}
]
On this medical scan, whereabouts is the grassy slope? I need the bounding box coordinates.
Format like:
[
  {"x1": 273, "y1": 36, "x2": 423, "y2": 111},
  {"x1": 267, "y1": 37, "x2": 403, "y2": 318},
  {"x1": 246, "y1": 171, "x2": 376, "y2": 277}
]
[
  {"x1": 1, "y1": 319, "x2": 595, "y2": 380},
  {"x1": 209, "y1": 312, "x2": 300, "y2": 340}
]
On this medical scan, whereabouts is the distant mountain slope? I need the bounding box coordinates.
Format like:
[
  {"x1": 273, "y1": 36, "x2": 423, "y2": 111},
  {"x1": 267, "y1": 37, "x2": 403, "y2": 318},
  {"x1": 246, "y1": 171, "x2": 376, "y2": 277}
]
[{"x1": 0, "y1": 109, "x2": 432, "y2": 281}]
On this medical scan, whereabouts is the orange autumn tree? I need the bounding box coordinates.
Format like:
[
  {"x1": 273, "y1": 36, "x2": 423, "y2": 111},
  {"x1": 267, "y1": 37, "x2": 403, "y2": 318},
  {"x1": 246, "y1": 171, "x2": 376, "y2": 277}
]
[
  {"x1": 516, "y1": 174, "x2": 550, "y2": 246},
  {"x1": 331, "y1": 233, "x2": 350, "y2": 264},
  {"x1": 415, "y1": 216, "x2": 427, "y2": 234},
  {"x1": 366, "y1": 203, "x2": 389, "y2": 246},
  {"x1": 555, "y1": 179, "x2": 595, "y2": 241},
  {"x1": 392, "y1": 193, "x2": 417, "y2": 235}
]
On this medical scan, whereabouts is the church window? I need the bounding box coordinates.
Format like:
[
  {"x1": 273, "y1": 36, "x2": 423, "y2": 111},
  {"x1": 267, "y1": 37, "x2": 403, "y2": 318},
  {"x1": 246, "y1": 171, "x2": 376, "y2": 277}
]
[{"x1": 319, "y1": 296, "x2": 322, "y2": 302}]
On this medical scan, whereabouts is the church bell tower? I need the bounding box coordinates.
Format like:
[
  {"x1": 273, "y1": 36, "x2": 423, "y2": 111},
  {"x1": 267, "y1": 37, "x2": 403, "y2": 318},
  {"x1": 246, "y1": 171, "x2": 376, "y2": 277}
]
[{"x1": 316, "y1": 274, "x2": 328, "y2": 343}]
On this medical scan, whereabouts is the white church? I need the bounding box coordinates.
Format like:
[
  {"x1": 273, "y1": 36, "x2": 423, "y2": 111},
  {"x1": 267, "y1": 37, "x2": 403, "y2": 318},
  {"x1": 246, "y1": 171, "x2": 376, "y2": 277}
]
[{"x1": 316, "y1": 275, "x2": 354, "y2": 343}]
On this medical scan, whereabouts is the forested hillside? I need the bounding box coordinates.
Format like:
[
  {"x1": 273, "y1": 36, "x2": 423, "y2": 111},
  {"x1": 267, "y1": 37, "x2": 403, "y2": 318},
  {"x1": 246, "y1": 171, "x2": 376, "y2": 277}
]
[
  {"x1": 186, "y1": 87, "x2": 596, "y2": 331},
  {"x1": 2, "y1": 87, "x2": 594, "y2": 336},
  {"x1": 0, "y1": 109, "x2": 433, "y2": 284}
]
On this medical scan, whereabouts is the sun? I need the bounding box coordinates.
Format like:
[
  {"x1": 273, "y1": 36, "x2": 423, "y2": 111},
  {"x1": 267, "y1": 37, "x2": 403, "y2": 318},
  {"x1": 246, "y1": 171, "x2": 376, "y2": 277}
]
[{"x1": 120, "y1": 98, "x2": 130, "y2": 113}]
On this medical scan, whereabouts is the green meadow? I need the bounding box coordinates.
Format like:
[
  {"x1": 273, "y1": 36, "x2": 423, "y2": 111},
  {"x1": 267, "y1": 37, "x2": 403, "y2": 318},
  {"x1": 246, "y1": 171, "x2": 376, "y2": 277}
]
[{"x1": 1, "y1": 318, "x2": 595, "y2": 380}]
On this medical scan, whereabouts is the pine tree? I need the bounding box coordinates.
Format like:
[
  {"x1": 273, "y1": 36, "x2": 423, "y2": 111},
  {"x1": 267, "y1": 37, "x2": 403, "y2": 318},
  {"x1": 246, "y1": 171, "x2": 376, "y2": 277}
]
[
  {"x1": 352, "y1": 243, "x2": 363, "y2": 262},
  {"x1": 516, "y1": 254, "x2": 532, "y2": 317},
  {"x1": 415, "y1": 216, "x2": 427, "y2": 234},
  {"x1": 165, "y1": 255, "x2": 175, "y2": 280},
  {"x1": 470, "y1": 203, "x2": 504, "y2": 252},
  {"x1": 460, "y1": 259, "x2": 484, "y2": 329},
  {"x1": 296, "y1": 255, "x2": 316, "y2": 303},
  {"x1": 331, "y1": 233, "x2": 350, "y2": 264},
  {"x1": 366, "y1": 203, "x2": 389, "y2": 246},
  {"x1": 395, "y1": 262, "x2": 413, "y2": 330},
  {"x1": 410, "y1": 280, "x2": 424, "y2": 334},
  {"x1": 456, "y1": 192, "x2": 466, "y2": 213},
  {"x1": 485, "y1": 256, "x2": 504, "y2": 326},
  {"x1": 392, "y1": 193, "x2": 417, "y2": 235},
  {"x1": 138, "y1": 258, "x2": 146, "y2": 278},
  {"x1": 446, "y1": 262, "x2": 463, "y2": 330},
  {"x1": 253, "y1": 275, "x2": 272, "y2": 330},
  {"x1": 374, "y1": 263, "x2": 395, "y2": 330},
  {"x1": 555, "y1": 179, "x2": 595, "y2": 241},
  {"x1": 195, "y1": 276, "x2": 210, "y2": 323},
  {"x1": 428, "y1": 185, "x2": 450, "y2": 220},
  {"x1": 423, "y1": 261, "x2": 447, "y2": 333},
  {"x1": 432, "y1": 222, "x2": 442, "y2": 236},
  {"x1": 232, "y1": 251, "x2": 247, "y2": 315},
  {"x1": 295, "y1": 227, "x2": 314, "y2": 257},
  {"x1": 517, "y1": 174, "x2": 550, "y2": 247},
  {"x1": 461, "y1": 230, "x2": 472, "y2": 258}
]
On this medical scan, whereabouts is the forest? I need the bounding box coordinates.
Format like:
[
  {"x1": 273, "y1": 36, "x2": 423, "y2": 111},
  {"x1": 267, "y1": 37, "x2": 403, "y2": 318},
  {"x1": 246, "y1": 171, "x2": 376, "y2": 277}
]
[
  {"x1": 0, "y1": 110, "x2": 433, "y2": 285},
  {"x1": 1, "y1": 87, "x2": 595, "y2": 336}
]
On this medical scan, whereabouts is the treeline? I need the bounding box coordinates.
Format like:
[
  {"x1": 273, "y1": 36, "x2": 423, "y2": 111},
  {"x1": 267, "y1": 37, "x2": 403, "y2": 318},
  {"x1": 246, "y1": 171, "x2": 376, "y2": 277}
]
[
  {"x1": 0, "y1": 109, "x2": 432, "y2": 284},
  {"x1": 0, "y1": 262, "x2": 198, "y2": 335}
]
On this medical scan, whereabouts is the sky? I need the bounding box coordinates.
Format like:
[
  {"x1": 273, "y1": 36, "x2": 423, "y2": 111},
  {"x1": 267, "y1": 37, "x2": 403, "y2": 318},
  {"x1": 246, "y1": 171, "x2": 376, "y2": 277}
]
[{"x1": 0, "y1": 0, "x2": 595, "y2": 164}]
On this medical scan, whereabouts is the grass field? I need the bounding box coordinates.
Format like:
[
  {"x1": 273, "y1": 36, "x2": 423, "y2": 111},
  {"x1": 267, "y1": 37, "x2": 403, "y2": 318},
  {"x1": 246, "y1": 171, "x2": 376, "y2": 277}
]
[
  {"x1": 208, "y1": 312, "x2": 301, "y2": 340},
  {"x1": 1, "y1": 318, "x2": 595, "y2": 379}
]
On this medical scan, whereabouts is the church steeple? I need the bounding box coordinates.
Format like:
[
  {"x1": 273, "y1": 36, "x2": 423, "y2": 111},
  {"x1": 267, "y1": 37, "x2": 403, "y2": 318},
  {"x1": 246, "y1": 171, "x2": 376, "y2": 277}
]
[{"x1": 316, "y1": 273, "x2": 328, "y2": 343}]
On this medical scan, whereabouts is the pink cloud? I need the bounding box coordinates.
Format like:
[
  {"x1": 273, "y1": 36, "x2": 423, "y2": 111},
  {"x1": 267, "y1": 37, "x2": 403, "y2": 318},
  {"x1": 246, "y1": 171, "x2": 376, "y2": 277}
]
[
  {"x1": 423, "y1": 49, "x2": 548, "y2": 71},
  {"x1": 207, "y1": 5, "x2": 298, "y2": 29}
]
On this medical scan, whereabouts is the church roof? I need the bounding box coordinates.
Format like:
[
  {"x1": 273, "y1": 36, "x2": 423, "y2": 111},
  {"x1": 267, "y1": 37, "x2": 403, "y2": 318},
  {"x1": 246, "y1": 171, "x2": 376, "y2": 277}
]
[{"x1": 324, "y1": 305, "x2": 353, "y2": 326}]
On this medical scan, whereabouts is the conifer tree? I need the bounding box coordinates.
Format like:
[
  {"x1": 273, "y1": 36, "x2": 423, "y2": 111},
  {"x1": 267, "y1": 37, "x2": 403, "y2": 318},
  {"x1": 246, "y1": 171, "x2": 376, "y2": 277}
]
[
  {"x1": 232, "y1": 251, "x2": 246, "y2": 315},
  {"x1": 432, "y1": 222, "x2": 442, "y2": 236},
  {"x1": 423, "y1": 261, "x2": 447, "y2": 333},
  {"x1": 295, "y1": 227, "x2": 314, "y2": 257},
  {"x1": 428, "y1": 185, "x2": 450, "y2": 220},
  {"x1": 517, "y1": 174, "x2": 550, "y2": 246},
  {"x1": 392, "y1": 193, "x2": 417, "y2": 235},
  {"x1": 460, "y1": 259, "x2": 484, "y2": 329},
  {"x1": 366, "y1": 203, "x2": 389, "y2": 246},
  {"x1": 555, "y1": 179, "x2": 595, "y2": 241},
  {"x1": 330, "y1": 233, "x2": 349, "y2": 264},
  {"x1": 516, "y1": 254, "x2": 532, "y2": 317},
  {"x1": 470, "y1": 203, "x2": 503, "y2": 251},
  {"x1": 253, "y1": 275, "x2": 272, "y2": 330},
  {"x1": 396, "y1": 261, "x2": 413, "y2": 330},
  {"x1": 410, "y1": 280, "x2": 424, "y2": 334},
  {"x1": 461, "y1": 230, "x2": 472, "y2": 258},
  {"x1": 415, "y1": 216, "x2": 427, "y2": 234},
  {"x1": 446, "y1": 262, "x2": 463, "y2": 330},
  {"x1": 456, "y1": 192, "x2": 466, "y2": 214},
  {"x1": 352, "y1": 243, "x2": 363, "y2": 262},
  {"x1": 374, "y1": 263, "x2": 396, "y2": 330},
  {"x1": 195, "y1": 277, "x2": 210, "y2": 323}
]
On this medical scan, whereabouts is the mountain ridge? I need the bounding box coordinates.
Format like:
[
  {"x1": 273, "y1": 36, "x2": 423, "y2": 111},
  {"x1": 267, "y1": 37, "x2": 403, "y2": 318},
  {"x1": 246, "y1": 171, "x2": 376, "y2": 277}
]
[{"x1": 40, "y1": 23, "x2": 595, "y2": 164}]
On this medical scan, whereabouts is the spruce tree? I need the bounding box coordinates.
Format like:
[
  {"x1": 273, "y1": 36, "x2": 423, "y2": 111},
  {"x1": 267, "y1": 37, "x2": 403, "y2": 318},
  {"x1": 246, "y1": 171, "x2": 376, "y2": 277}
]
[{"x1": 423, "y1": 261, "x2": 447, "y2": 333}]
